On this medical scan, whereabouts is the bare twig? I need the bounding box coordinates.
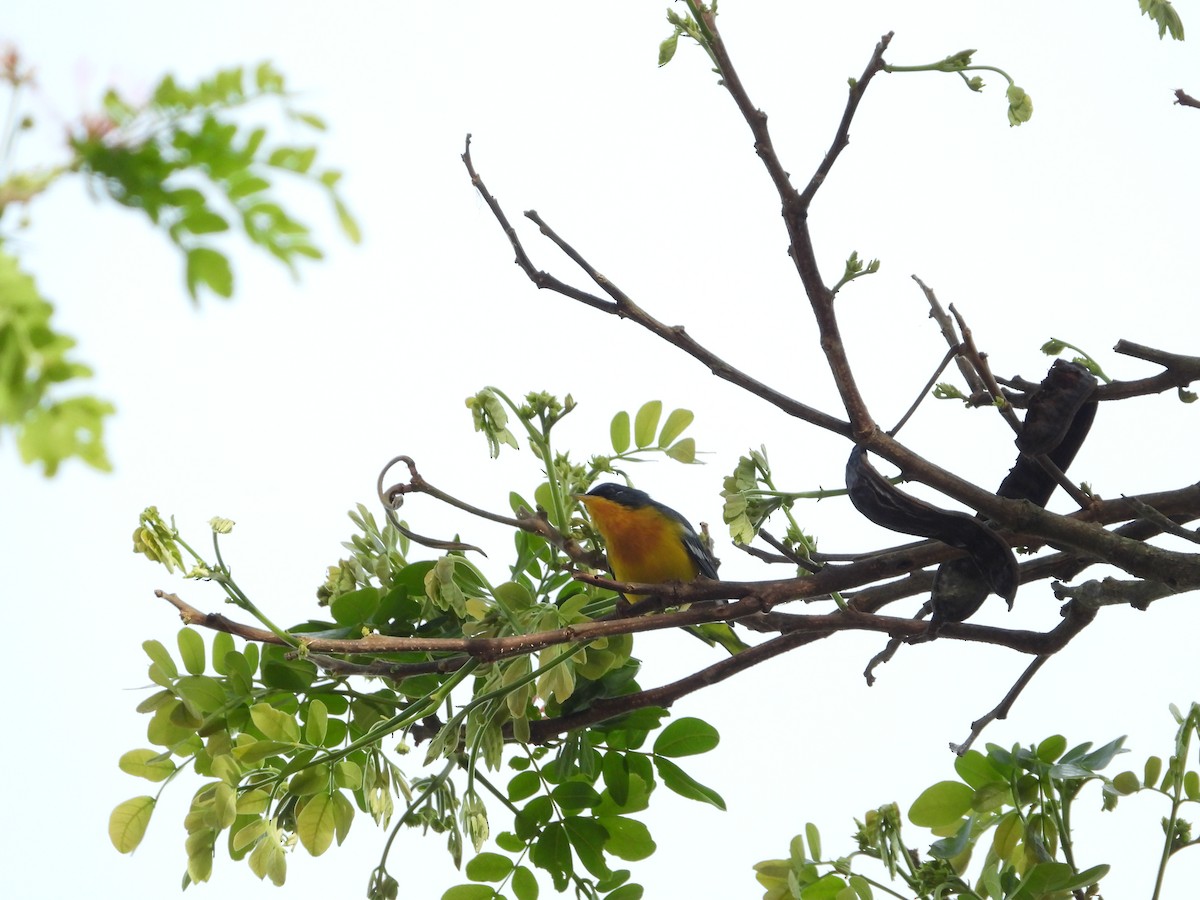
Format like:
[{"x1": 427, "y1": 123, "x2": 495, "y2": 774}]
[
  {"x1": 951, "y1": 655, "x2": 1052, "y2": 756},
  {"x1": 888, "y1": 344, "x2": 960, "y2": 436},
  {"x1": 700, "y1": 13, "x2": 892, "y2": 435},
  {"x1": 378, "y1": 454, "x2": 598, "y2": 567},
  {"x1": 914, "y1": 275, "x2": 988, "y2": 400},
  {"x1": 462, "y1": 141, "x2": 851, "y2": 438},
  {"x1": 1120, "y1": 494, "x2": 1200, "y2": 546},
  {"x1": 1051, "y1": 577, "x2": 1179, "y2": 611},
  {"x1": 948, "y1": 303, "x2": 1023, "y2": 433},
  {"x1": 1175, "y1": 89, "x2": 1200, "y2": 109}
]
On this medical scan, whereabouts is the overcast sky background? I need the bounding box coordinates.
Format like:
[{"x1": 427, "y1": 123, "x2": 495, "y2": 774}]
[{"x1": 4, "y1": 2, "x2": 1199, "y2": 898}]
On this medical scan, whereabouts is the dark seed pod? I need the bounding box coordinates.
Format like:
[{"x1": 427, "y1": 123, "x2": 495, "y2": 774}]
[
  {"x1": 1015, "y1": 359, "x2": 1097, "y2": 456},
  {"x1": 846, "y1": 446, "x2": 1018, "y2": 606},
  {"x1": 930, "y1": 362, "x2": 1098, "y2": 624}
]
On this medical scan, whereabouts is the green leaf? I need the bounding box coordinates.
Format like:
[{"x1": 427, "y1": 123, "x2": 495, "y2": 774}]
[
  {"x1": 1058, "y1": 863, "x2": 1110, "y2": 891},
  {"x1": 955, "y1": 749, "x2": 1006, "y2": 788},
  {"x1": 248, "y1": 825, "x2": 288, "y2": 885},
  {"x1": 306, "y1": 699, "x2": 329, "y2": 745},
  {"x1": 1036, "y1": 735, "x2": 1067, "y2": 763},
  {"x1": 332, "y1": 790, "x2": 354, "y2": 844},
  {"x1": 653, "y1": 717, "x2": 719, "y2": 757},
  {"x1": 658, "y1": 33, "x2": 680, "y2": 67},
  {"x1": 15, "y1": 395, "x2": 114, "y2": 475},
  {"x1": 226, "y1": 173, "x2": 270, "y2": 200},
  {"x1": 109, "y1": 796, "x2": 156, "y2": 852},
  {"x1": 1184, "y1": 770, "x2": 1200, "y2": 800},
  {"x1": 633, "y1": 401, "x2": 662, "y2": 449},
  {"x1": 495, "y1": 831, "x2": 524, "y2": 853},
  {"x1": 657, "y1": 408, "x2": 694, "y2": 447},
  {"x1": 847, "y1": 874, "x2": 872, "y2": 899},
  {"x1": 143, "y1": 640, "x2": 178, "y2": 679},
  {"x1": 929, "y1": 816, "x2": 974, "y2": 859},
  {"x1": 563, "y1": 816, "x2": 611, "y2": 878},
  {"x1": 805, "y1": 822, "x2": 822, "y2": 861},
  {"x1": 296, "y1": 793, "x2": 337, "y2": 856},
  {"x1": 267, "y1": 146, "x2": 317, "y2": 173},
  {"x1": 178, "y1": 209, "x2": 230, "y2": 235},
  {"x1": 508, "y1": 770, "x2": 541, "y2": 801},
  {"x1": 261, "y1": 653, "x2": 317, "y2": 692},
  {"x1": 232, "y1": 739, "x2": 294, "y2": 765},
  {"x1": 664, "y1": 437, "x2": 696, "y2": 463},
  {"x1": 908, "y1": 781, "x2": 973, "y2": 828},
  {"x1": 249, "y1": 702, "x2": 300, "y2": 743},
  {"x1": 512, "y1": 864, "x2": 539, "y2": 900},
  {"x1": 330, "y1": 586, "x2": 380, "y2": 625},
  {"x1": 441, "y1": 886, "x2": 498, "y2": 900},
  {"x1": 289, "y1": 110, "x2": 328, "y2": 130},
  {"x1": 232, "y1": 819, "x2": 269, "y2": 852},
  {"x1": 552, "y1": 782, "x2": 602, "y2": 812},
  {"x1": 530, "y1": 821, "x2": 571, "y2": 877},
  {"x1": 602, "y1": 752, "x2": 630, "y2": 807},
  {"x1": 254, "y1": 61, "x2": 284, "y2": 92},
  {"x1": 465, "y1": 852, "x2": 514, "y2": 882},
  {"x1": 1140, "y1": 0, "x2": 1185, "y2": 40},
  {"x1": 798, "y1": 874, "x2": 849, "y2": 899},
  {"x1": 119, "y1": 749, "x2": 177, "y2": 782},
  {"x1": 1077, "y1": 736, "x2": 1127, "y2": 771},
  {"x1": 210, "y1": 631, "x2": 235, "y2": 675},
  {"x1": 1145, "y1": 755, "x2": 1163, "y2": 788},
  {"x1": 653, "y1": 757, "x2": 726, "y2": 809},
  {"x1": 610, "y1": 411, "x2": 631, "y2": 454},
  {"x1": 604, "y1": 886, "x2": 645, "y2": 900},
  {"x1": 495, "y1": 581, "x2": 535, "y2": 612},
  {"x1": 598, "y1": 815, "x2": 655, "y2": 861},
  {"x1": 1013, "y1": 861, "x2": 1076, "y2": 894},
  {"x1": 185, "y1": 247, "x2": 233, "y2": 300},
  {"x1": 177, "y1": 628, "x2": 206, "y2": 675},
  {"x1": 174, "y1": 675, "x2": 227, "y2": 715},
  {"x1": 334, "y1": 195, "x2": 362, "y2": 244}
]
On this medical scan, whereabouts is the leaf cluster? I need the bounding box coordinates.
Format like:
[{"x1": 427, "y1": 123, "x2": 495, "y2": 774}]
[
  {"x1": 69, "y1": 62, "x2": 360, "y2": 301},
  {"x1": 0, "y1": 51, "x2": 357, "y2": 474},
  {"x1": 0, "y1": 248, "x2": 112, "y2": 474},
  {"x1": 118, "y1": 392, "x2": 727, "y2": 897},
  {"x1": 755, "y1": 704, "x2": 1200, "y2": 899}
]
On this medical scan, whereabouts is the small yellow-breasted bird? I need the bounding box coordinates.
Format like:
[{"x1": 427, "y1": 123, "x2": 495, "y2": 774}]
[{"x1": 577, "y1": 483, "x2": 745, "y2": 653}]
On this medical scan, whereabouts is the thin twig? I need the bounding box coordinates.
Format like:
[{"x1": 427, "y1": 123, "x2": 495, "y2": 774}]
[
  {"x1": 948, "y1": 304, "x2": 1023, "y2": 433},
  {"x1": 914, "y1": 274, "x2": 988, "y2": 400},
  {"x1": 951, "y1": 655, "x2": 1052, "y2": 755},
  {"x1": 1120, "y1": 495, "x2": 1200, "y2": 546},
  {"x1": 462, "y1": 143, "x2": 851, "y2": 436},
  {"x1": 701, "y1": 14, "x2": 892, "y2": 435},
  {"x1": 888, "y1": 344, "x2": 960, "y2": 436}
]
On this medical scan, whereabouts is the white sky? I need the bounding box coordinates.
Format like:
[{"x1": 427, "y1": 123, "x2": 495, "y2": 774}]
[{"x1": 3, "y1": 2, "x2": 1199, "y2": 898}]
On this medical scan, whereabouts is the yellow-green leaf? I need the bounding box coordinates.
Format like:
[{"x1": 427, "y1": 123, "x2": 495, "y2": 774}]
[
  {"x1": 657, "y1": 408, "x2": 694, "y2": 447},
  {"x1": 633, "y1": 400, "x2": 662, "y2": 449},
  {"x1": 118, "y1": 748, "x2": 177, "y2": 782},
  {"x1": 297, "y1": 793, "x2": 337, "y2": 856},
  {"x1": 610, "y1": 411, "x2": 631, "y2": 454},
  {"x1": 109, "y1": 796, "x2": 156, "y2": 853},
  {"x1": 306, "y1": 699, "x2": 328, "y2": 746},
  {"x1": 249, "y1": 703, "x2": 300, "y2": 743}
]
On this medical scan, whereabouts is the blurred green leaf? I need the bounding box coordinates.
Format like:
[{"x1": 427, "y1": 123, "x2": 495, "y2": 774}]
[{"x1": 185, "y1": 247, "x2": 233, "y2": 300}]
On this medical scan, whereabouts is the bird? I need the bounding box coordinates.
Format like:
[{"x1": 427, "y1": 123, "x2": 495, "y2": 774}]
[
  {"x1": 577, "y1": 483, "x2": 745, "y2": 653},
  {"x1": 577, "y1": 483, "x2": 718, "y2": 600}
]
